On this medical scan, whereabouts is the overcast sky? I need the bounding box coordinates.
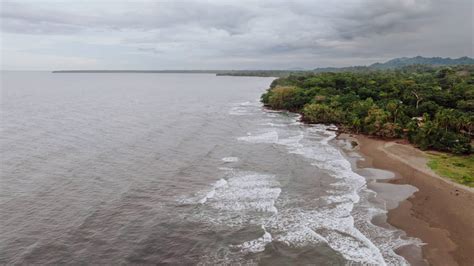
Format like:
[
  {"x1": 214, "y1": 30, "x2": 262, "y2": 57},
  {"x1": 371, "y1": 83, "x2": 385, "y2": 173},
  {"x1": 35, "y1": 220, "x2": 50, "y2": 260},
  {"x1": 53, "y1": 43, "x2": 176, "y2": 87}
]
[{"x1": 1, "y1": 0, "x2": 473, "y2": 70}]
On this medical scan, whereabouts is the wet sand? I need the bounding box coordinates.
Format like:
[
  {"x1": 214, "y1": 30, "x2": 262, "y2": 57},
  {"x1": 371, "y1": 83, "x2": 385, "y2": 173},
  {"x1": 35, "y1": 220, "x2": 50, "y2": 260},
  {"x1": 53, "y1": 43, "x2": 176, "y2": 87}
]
[{"x1": 351, "y1": 134, "x2": 474, "y2": 266}]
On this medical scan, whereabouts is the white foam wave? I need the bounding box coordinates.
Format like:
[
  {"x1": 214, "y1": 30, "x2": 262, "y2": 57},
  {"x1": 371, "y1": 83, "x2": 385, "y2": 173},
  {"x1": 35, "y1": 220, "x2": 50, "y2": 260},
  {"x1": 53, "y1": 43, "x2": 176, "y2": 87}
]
[
  {"x1": 238, "y1": 131, "x2": 279, "y2": 143},
  {"x1": 229, "y1": 101, "x2": 261, "y2": 116},
  {"x1": 353, "y1": 188, "x2": 421, "y2": 265},
  {"x1": 189, "y1": 110, "x2": 417, "y2": 264},
  {"x1": 273, "y1": 224, "x2": 327, "y2": 247},
  {"x1": 261, "y1": 122, "x2": 287, "y2": 127},
  {"x1": 209, "y1": 173, "x2": 281, "y2": 214},
  {"x1": 198, "y1": 178, "x2": 228, "y2": 204},
  {"x1": 222, "y1": 157, "x2": 239, "y2": 163},
  {"x1": 236, "y1": 121, "x2": 413, "y2": 264},
  {"x1": 277, "y1": 133, "x2": 304, "y2": 147},
  {"x1": 194, "y1": 171, "x2": 281, "y2": 215},
  {"x1": 218, "y1": 167, "x2": 234, "y2": 171},
  {"x1": 232, "y1": 225, "x2": 273, "y2": 254}
]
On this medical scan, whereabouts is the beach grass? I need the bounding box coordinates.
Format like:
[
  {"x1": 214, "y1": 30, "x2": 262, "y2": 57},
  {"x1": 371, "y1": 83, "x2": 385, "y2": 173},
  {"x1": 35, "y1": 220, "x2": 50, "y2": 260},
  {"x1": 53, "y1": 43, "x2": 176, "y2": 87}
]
[{"x1": 427, "y1": 153, "x2": 474, "y2": 187}]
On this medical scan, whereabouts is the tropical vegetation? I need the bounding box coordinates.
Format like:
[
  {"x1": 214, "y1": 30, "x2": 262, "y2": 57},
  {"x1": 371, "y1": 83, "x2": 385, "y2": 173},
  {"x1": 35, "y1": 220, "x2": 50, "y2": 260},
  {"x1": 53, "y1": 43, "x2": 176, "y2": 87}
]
[{"x1": 261, "y1": 65, "x2": 474, "y2": 154}]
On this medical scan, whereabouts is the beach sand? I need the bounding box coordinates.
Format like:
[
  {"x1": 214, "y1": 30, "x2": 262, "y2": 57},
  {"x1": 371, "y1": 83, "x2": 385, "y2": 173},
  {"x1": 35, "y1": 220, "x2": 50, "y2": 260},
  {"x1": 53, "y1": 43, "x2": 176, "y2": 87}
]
[{"x1": 349, "y1": 134, "x2": 474, "y2": 266}]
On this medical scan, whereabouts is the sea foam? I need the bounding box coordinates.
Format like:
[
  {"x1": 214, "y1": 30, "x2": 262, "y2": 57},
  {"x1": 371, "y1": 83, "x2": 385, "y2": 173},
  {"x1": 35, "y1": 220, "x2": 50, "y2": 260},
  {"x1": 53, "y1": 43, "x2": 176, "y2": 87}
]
[
  {"x1": 222, "y1": 157, "x2": 239, "y2": 163},
  {"x1": 198, "y1": 178, "x2": 228, "y2": 204},
  {"x1": 229, "y1": 101, "x2": 261, "y2": 116},
  {"x1": 231, "y1": 225, "x2": 273, "y2": 254},
  {"x1": 237, "y1": 131, "x2": 279, "y2": 143},
  {"x1": 188, "y1": 108, "x2": 418, "y2": 265},
  {"x1": 236, "y1": 116, "x2": 413, "y2": 265}
]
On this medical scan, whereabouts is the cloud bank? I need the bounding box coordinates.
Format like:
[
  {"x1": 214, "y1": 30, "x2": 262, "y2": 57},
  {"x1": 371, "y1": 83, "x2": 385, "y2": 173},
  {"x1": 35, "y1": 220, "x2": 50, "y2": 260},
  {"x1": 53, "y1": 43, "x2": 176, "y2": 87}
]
[{"x1": 1, "y1": 0, "x2": 472, "y2": 70}]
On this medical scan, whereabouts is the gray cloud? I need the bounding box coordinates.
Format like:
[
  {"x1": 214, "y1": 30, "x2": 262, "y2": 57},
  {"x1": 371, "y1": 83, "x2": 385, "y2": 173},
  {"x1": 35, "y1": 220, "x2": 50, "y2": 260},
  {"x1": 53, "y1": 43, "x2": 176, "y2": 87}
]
[
  {"x1": 1, "y1": 0, "x2": 472, "y2": 70},
  {"x1": 1, "y1": 1, "x2": 257, "y2": 35},
  {"x1": 331, "y1": 0, "x2": 431, "y2": 38}
]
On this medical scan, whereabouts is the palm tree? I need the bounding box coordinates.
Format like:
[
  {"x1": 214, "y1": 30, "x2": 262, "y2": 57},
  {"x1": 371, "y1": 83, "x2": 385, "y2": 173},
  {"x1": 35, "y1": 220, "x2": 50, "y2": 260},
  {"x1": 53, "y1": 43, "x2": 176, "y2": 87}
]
[{"x1": 435, "y1": 109, "x2": 455, "y2": 132}]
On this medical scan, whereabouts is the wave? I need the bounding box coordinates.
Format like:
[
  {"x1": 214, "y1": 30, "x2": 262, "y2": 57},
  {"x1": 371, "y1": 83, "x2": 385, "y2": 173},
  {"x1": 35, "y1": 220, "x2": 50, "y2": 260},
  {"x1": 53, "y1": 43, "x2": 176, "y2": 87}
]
[
  {"x1": 237, "y1": 131, "x2": 279, "y2": 143},
  {"x1": 185, "y1": 106, "x2": 419, "y2": 265},
  {"x1": 184, "y1": 170, "x2": 281, "y2": 215},
  {"x1": 236, "y1": 118, "x2": 417, "y2": 265},
  {"x1": 195, "y1": 178, "x2": 228, "y2": 204},
  {"x1": 231, "y1": 225, "x2": 273, "y2": 254},
  {"x1": 229, "y1": 101, "x2": 261, "y2": 116},
  {"x1": 221, "y1": 157, "x2": 239, "y2": 163}
]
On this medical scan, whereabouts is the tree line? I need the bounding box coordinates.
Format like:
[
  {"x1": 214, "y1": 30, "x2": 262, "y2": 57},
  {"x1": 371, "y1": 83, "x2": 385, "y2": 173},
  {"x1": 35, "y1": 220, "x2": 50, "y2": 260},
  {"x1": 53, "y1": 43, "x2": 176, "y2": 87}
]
[{"x1": 261, "y1": 65, "x2": 474, "y2": 154}]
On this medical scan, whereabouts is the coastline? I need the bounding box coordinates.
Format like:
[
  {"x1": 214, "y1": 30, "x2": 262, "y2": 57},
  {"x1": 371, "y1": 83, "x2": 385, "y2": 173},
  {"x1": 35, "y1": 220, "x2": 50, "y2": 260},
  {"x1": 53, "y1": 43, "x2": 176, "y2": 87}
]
[{"x1": 343, "y1": 134, "x2": 474, "y2": 266}]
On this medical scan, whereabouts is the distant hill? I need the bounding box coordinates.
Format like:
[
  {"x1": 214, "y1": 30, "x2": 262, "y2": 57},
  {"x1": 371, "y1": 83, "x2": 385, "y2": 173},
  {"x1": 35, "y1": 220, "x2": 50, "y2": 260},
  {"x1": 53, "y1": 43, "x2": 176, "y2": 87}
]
[
  {"x1": 309, "y1": 56, "x2": 474, "y2": 73},
  {"x1": 369, "y1": 56, "x2": 474, "y2": 69},
  {"x1": 217, "y1": 57, "x2": 474, "y2": 77}
]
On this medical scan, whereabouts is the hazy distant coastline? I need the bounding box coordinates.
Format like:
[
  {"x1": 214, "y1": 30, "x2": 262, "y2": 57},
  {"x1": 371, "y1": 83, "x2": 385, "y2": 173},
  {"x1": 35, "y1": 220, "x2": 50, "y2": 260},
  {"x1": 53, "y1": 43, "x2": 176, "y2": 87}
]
[
  {"x1": 52, "y1": 70, "x2": 223, "y2": 74},
  {"x1": 53, "y1": 56, "x2": 474, "y2": 77}
]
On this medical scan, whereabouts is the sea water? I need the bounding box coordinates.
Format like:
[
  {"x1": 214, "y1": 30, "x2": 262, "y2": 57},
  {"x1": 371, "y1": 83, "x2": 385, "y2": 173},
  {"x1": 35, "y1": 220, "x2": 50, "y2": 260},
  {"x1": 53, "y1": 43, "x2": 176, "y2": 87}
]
[{"x1": 0, "y1": 72, "x2": 420, "y2": 264}]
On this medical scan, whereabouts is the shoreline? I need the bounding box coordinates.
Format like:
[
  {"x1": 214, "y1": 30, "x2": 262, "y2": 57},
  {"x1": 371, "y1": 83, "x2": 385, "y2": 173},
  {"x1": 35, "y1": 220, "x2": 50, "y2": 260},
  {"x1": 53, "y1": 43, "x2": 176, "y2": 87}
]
[{"x1": 343, "y1": 134, "x2": 474, "y2": 265}]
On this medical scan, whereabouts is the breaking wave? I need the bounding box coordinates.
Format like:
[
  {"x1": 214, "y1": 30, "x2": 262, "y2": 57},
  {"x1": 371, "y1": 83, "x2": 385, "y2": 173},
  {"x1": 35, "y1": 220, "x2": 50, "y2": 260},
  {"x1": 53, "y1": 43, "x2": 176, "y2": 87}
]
[{"x1": 185, "y1": 102, "x2": 420, "y2": 265}]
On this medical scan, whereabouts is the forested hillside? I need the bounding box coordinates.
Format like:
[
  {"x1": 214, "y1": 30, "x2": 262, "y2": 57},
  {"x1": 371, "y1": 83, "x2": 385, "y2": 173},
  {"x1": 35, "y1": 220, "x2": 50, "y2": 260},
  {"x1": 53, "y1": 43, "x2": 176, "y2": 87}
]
[{"x1": 370, "y1": 56, "x2": 474, "y2": 69}]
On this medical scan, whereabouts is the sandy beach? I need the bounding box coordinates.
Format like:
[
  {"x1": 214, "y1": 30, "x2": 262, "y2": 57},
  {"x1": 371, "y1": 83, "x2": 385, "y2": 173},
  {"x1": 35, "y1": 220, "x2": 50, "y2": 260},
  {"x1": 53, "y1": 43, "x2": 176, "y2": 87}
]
[{"x1": 348, "y1": 134, "x2": 474, "y2": 266}]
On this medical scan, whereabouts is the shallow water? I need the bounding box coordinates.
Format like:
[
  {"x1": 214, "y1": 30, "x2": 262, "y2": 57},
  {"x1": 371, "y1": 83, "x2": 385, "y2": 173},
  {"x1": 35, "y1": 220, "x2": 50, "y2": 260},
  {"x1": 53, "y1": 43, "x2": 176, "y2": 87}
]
[{"x1": 1, "y1": 72, "x2": 420, "y2": 264}]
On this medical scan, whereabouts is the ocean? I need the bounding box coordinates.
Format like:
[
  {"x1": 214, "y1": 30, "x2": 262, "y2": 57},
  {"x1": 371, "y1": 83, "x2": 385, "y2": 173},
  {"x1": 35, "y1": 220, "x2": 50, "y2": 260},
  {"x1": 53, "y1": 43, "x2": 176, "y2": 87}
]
[{"x1": 0, "y1": 72, "x2": 420, "y2": 264}]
